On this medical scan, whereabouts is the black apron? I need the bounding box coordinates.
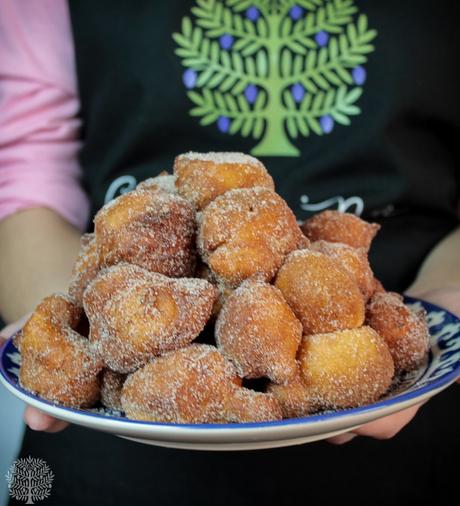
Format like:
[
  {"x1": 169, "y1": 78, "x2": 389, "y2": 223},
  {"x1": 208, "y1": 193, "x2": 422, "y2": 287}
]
[{"x1": 10, "y1": 1, "x2": 460, "y2": 504}]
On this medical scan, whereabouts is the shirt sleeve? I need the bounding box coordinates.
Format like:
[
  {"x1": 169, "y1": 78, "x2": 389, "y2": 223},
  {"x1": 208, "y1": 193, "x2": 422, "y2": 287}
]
[{"x1": 0, "y1": 0, "x2": 89, "y2": 231}]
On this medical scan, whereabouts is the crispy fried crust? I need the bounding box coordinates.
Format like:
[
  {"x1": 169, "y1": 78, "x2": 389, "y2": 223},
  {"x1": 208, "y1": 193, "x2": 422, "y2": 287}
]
[
  {"x1": 100, "y1": 369, "x2": 127, "y2": 411},
  {"x1": 19, "y1": 294, "x2": 103, "y2": 407},
  {"x1": 69, "y1": 233, "x2": 100, "y2": 307},
  {"x1": 302, "y1": 210, "x2": 380, "y2": 251},
  {"x1": 275, "y1": 249, "x2": 365, "y2": 334},
  {"x1": 310, "y1": 240, "x2": 375, "y2": 301},
  {"x1": 216, "y1": 278, "x2": 302, "y2": 384},
  {"x1": 94, "y1": 188, "x2": 196, "y2": 277},
  {"x1": 199, "y1": 187, "x2": 303, "y2": 287},
  {"x1": 174, "y1": 151, "x2": 274, "y2": 210},
  {"x1": 297, "y1": 326, "x2": 394, "y2": 410},
  {"x1": 83, "y1": 264, "x2": 218, "y2": 373},
  {"x1": 366, "y1": 291, "x2": 430, "y2": 372},
  {"x1": 121, "y1": 344, "x2": 282, "y2": 423}
]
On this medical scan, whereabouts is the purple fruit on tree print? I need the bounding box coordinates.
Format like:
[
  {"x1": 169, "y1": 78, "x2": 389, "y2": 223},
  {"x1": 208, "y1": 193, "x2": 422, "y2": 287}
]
[
  {"x1": 246, "y1": 6, "x2": 260, "y2": 22},
  {"x1": 244, "y1": 84, "x2": 259, "y2": 104},
  {"x1": 217, "y1": 116, "x2": 231, "y2": 133},
  {"x1": 219, "y1": 34, "x2": 234, "y2": 50},
  {"x1": 320, "y1": 115, "x2": 334, "y2": 134},
  {"x1": 174, "y1": 1, "x2": 377, "y2": 156},
  {"x1": 183, "y1": 68, "x2": 197, "y2": 89},
  {"x1": 289, "y1": 5, "x2": 303, "y2": 21},
  {"x1": 315, "y1": 30, "x2": 329, "y2": 47},
  {"x1": 352, "y1": 65, "x2": 367, "y2": 85},
  {"x1": 291, "y1": 83, "x2": 305, "y2": 103}
]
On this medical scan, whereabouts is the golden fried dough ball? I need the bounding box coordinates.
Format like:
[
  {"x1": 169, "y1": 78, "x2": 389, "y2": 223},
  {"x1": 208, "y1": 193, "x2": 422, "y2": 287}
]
[
  {"x1": 19, "y1": 294, "x2": 103, "y2": 407},
  {"x1": 199, "y1": 187, "x2": 303, "y2": 287},
  {"x1": 121, "y1": 344, "x2": 282, "y2": 423},
  {"x1": 94, "y1": 188, "x2": 196, "y2": 277},
  {"x1": 297, "y1": 234, "x2": 311, "y2": 250},
  {"x1": 302, "y1": 210, "x2": 380, "y2": 251},
  {"x1": 100, "y1": 369, "x2": 126, "y2": 411},
  {"x1": 137, "y1": 171, "x2": 177, "y2": 194},
  {"x1": 267, "y1": 364, "x2": 315, "y2": 418},
  {"x1": 174, "y1": 151, "x2": 274, "y2": 210},
  {"x1": 297, "y1": 326, "x2": 394, "y2": 410},
  {"x1": 310, "y1": 240, "x2": 375, "y2": 301},
  {"x1": 275, "y1": 249, "x2": 365, "y2": 334},
  {"x1": 372, "y1": 277, "x2": 386, "y2": 294},
  {"x1": 69, "y1": 233, "x2": 100, "y2": 307},
  {"x1": 366, "y1": 291, "x2": 430, "y2": 372},
  {"x1": 216, "y1": 278, "x2": 302, "y2": 383},
  {"x1": 83, "y1": 264, "x2": 218, "y2": 374}
]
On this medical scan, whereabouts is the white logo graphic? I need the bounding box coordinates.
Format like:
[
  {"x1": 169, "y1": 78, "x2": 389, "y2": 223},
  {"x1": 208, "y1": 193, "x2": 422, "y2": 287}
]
[
  {"x1": 104, "y1": 175, "x2": 137, "y2": 204},
  {"x1": 5, "y1": 456, "x2": 54, "y2": 504},
  {"x1": 300, "y1": 194, "x2": 364, "y2": 216}
]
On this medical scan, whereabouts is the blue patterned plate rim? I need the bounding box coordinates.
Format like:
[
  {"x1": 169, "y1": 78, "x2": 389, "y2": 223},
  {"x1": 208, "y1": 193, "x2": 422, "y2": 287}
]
[{"x1": 1, "y1": 296, "x2": 459, "y2": 430}]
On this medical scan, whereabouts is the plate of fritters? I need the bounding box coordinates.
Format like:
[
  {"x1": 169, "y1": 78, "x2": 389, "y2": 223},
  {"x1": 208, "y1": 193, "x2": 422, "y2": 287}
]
[{"x1": 1, "y1": 152, "x2": 459, "y2": 451}]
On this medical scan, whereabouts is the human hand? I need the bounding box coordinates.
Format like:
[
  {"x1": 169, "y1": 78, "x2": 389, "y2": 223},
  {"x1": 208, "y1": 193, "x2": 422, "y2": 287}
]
[{"x1": 0, "y1": 315, "x2": 69, "y2": 433}]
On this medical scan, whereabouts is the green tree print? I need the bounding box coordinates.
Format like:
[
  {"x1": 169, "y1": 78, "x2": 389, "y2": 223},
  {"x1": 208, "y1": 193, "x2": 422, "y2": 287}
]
[{"x1": 173, "y1": 0, "x2": 377, "y2": 157}]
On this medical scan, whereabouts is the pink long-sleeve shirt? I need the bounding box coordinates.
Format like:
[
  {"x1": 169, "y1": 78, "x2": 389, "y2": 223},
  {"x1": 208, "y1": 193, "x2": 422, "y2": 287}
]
[{"x1": 0, "y1": 0, "x2": 89, "y2": 230}]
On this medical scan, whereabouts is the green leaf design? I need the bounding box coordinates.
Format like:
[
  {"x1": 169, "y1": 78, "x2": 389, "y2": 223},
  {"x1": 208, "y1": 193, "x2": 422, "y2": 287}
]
[
  {"x1": 174, "y1": 17, "x2": 266, "y2": 91},
  {"x1": 173, "y1": 0, "x2": 377, "y2": 156},
  {"x1": 193, "y1": 0, "x2": 268, "y2": 50},
  {"x1": 189, "y1": 88, "x2": 267, "y2": 139},
  {"x1": 284, "y1": 15, "x2": 376, "y2": 91},
  {"x1": 284, "y1": 86, "x2": 362, "y2": 137}
]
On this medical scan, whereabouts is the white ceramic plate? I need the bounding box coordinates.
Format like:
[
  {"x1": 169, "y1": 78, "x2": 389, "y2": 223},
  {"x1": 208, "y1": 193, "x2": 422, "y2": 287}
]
[{"x1": 1, "y1": 297, "x2": 459, "y2": 451}]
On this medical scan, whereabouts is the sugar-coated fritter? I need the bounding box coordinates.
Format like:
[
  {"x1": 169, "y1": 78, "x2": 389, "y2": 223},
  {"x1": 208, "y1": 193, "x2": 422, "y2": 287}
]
[
  {"x1": 83, "y1": 264, "x2": 218, "y2": 374},
  {"x1": 366, "y1": 291, "x2": 430, "y2": 372},
  {"x1": 94, "y1": 188, "x2": 196, "y2": 277},
  {"x1": 136, "y1": 171, "x2": 177, "y2": 194},
  {"x1": 174, "y1": 151, "x2": 274, "y2": 210},
  {"x1": 121, "y1": 344, "x2": 282, "y2": 423},
  {"x1": 267, "y1": 364, "x2": 315, "y2": 418},
  {"x1": 199, "y1": 187, "x2": 303, "y2": 287},
  {"x1": 100, "y1": 369, "x2": 127, "y2": 411},
  {"x1": 302, "y1": 210, "x2": 380, "y2": 251},
  {"x1": 69, "y1": 233, "x2": 100, "y2": 307},
  {"x1": 275, "y1": 249, "x2": 365, "y2": 334},
  {"x1": 310, "y1": 240, "x2": 375, "y2": 301},
  {"x1": 19, "y1": 294, "x2": 103, "y2": 407},
  {"x1": 216, "y1": 278, "x2": 302, "y2": 384},
  {"x1": 297, "y1": 326, "x2": 394, "y2": 410}
]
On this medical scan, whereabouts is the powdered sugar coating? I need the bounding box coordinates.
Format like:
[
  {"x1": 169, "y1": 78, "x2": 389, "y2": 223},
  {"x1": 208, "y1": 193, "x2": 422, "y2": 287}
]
[
  {"x1": 267, "y1": 363, "x2": 315, "y2": 418},
  {"x1": 83, "y1": 264, "x2": 218, "y2": 373},
  {"x1": 310, "y1": 240, "x2": 375, "y2": 301},
  {"x1": 297, "y1": 326, "x2": 394, "y2": 410},
  {"x1": 174, "y1": 152, "x2": 274, "y2": 210},
  {"x1": 69, "y1": 233, "x2": 100, "y2": 307},
  {"x1": 19, "y1": 294, "x2": 103, "y2": 408},
  {"x1": 275, "y1": 249, "x2": 365, "y2": 334},
  {"x1": 198, "y1": 187, "x2": 303, "y2": 287},
  {"x1": 100, "y1": 369, "x2": 127, "y2": 411},
  {"x1": 137, "y1": 172, "x2": 177, "y2": 194},
  {"x1": 366, "y1": 291, "x2": 430, "y2": 372},
  {"x1": 302, "y1": 210, "x2": 380, "y2": 251},
  {"x1": 216, "y1": 278, "x2": 302, "y2": 384},
  {"x1": 94, "y1": 188, "x2": 196, "y2": 277},
  {"x1": 177, "y1": 151, "x2": 264, "y2": 165},
  {"x1": 121, "y1": 344, "x2": 282, "y2": 423}
]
